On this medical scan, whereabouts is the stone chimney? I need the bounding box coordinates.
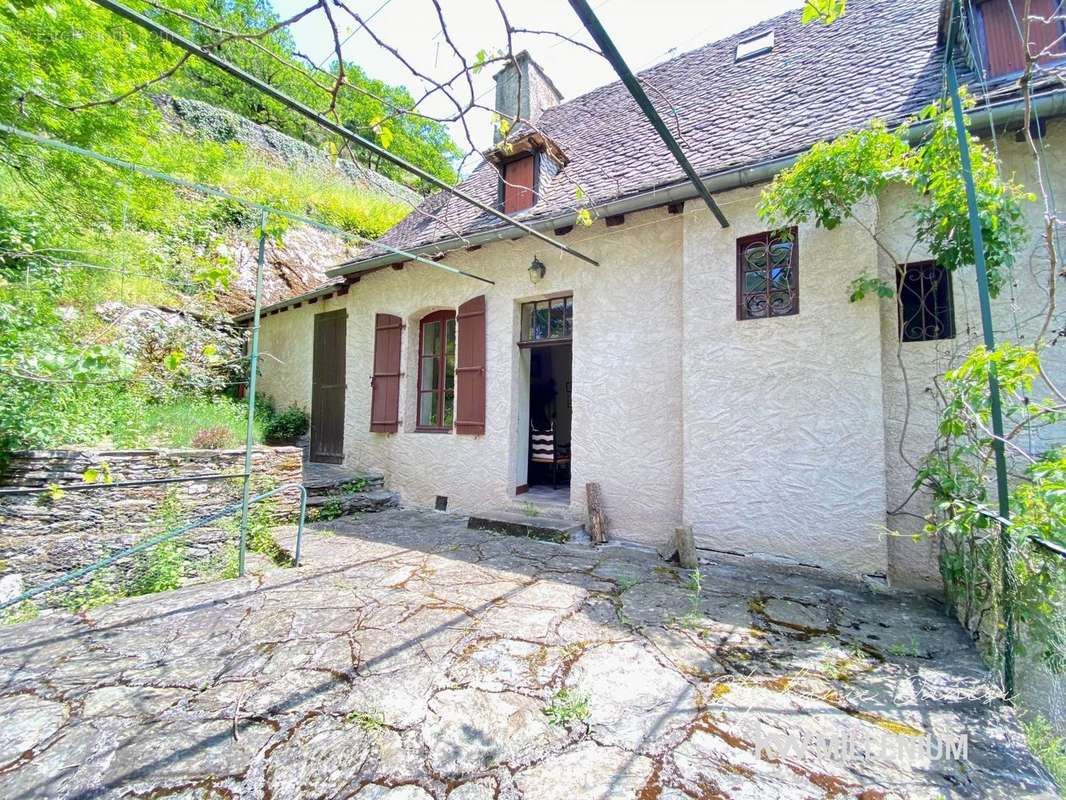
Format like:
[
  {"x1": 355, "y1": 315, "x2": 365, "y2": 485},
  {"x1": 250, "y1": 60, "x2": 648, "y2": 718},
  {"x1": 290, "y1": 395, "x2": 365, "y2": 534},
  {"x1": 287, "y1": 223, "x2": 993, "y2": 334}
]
[{"x1": 492, "y1": 51, "x2": 562, "y2": 142}]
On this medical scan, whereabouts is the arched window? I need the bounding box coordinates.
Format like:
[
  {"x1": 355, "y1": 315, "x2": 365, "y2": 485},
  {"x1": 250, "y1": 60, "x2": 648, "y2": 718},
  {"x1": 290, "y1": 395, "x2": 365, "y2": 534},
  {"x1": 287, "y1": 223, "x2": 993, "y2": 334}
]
[{"x1": 417, "y1": 310, "x2": 456, "y2": 431}]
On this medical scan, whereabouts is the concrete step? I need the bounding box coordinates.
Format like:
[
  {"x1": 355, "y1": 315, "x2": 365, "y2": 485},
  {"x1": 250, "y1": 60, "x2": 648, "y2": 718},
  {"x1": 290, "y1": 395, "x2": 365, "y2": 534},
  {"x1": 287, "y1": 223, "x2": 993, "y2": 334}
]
[
  {"x1": 305, "y1": 489, "x2": 398, "y2": 515},
  {"x1": 467, "y1": 510, "x2": 586, "y2": 544}
]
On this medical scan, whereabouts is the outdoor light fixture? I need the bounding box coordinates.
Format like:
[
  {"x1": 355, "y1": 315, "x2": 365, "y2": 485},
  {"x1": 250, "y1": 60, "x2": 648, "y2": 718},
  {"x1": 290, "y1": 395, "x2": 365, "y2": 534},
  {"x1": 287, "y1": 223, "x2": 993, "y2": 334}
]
[{"x1": 528, "y1": 256, "x2": 546, "y2": 284}]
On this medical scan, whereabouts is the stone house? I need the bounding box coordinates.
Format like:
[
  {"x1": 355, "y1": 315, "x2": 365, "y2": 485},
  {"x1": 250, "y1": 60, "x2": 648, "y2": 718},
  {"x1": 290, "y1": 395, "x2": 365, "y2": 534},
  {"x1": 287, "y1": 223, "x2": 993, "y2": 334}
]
[{"x1": 246, "y1": 0, "x2": 1066, "y2": 590}]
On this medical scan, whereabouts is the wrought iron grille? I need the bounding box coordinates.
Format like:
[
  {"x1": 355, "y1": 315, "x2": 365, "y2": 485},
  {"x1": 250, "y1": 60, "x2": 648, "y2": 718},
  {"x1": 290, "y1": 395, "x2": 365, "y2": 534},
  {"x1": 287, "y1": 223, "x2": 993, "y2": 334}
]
[
  {"x1": 736, "y1": 228, "x2": 798, "y2": 320},
  {"x1": 897, "y1": 261, "x2": 955, "y2": 342}
]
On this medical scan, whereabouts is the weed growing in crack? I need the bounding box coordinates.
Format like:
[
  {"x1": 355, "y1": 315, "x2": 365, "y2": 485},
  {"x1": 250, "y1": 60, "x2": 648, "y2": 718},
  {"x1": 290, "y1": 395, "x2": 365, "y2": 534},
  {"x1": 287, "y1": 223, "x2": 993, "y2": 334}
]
[
  {"x1": 347, "y1": 710, "x2": 386, "y2": 732},
  {"x1": 615, "y1": 574, "x2": 638, "y2": 593},
  {"x1": 543, "y1": 688, "x2": 590, "y2": 726},
  {"x1": 521, "y1": 502, "x2": 540, "y2": 518},
  {"x1": 340, "y1": 477, "x2": 369, "y2": 493},
  {"x1": 312, "y1": 498, "x2": 346, "y2": 522},
  {"x1": 886, "y1": 637, "x2": 922, "y2": 658}
]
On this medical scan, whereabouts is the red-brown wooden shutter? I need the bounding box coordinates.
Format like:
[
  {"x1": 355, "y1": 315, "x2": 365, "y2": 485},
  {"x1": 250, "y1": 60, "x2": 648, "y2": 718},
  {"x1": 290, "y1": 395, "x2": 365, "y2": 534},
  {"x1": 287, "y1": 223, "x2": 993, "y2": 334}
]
[
  {"x1": 455, "y1": 295, "x2": 486, "y2": 436},
  {"x1": 981, "y1": 0, "x2": 1064, "y2": 77},
  {"x1": 503, "y1": 156, "x2": 535, "y2": 213},
  {"x1": 370, "y1": 313, "x2": 402, "y2": 433}
]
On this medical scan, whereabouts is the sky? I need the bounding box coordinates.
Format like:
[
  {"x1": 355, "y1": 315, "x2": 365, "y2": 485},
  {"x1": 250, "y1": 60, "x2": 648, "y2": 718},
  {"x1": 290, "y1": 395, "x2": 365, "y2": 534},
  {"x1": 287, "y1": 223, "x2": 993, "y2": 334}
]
[{"x1": 271, "y1": 0, "x2": 805, "y2": 156}]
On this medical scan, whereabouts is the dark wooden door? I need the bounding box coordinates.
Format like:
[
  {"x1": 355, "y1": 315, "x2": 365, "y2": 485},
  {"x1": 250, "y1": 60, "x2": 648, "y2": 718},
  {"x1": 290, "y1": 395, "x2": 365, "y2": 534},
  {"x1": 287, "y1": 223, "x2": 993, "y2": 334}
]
[{"x1": 310, "y1": 310, "x2": 346, "y2": 463}]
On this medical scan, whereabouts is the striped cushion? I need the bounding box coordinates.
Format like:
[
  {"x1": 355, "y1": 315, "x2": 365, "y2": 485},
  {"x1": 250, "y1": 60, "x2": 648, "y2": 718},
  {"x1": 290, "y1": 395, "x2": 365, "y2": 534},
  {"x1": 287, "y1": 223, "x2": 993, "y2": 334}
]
[{"x1": 530, "y1": 429, "x2": 569, "y2": 463}]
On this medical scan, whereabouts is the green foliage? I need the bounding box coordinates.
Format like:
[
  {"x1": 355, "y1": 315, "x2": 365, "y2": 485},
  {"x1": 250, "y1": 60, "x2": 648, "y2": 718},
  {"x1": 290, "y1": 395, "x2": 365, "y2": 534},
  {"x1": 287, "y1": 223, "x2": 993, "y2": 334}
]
[
  {"x1": 312, "y1": 498, "x2": 346, "y2": 523},
  {"x1": 848, "y1": 272, "x2": 894, "y2": 303},
  {"x1": 543, "y1": 688, "x2": 591, "y2": 726},
  {"x1": 801, "y1": 0, "x2": 847, "y2": 25},
  {"x1": 1, "y1": 600, "x2": 39, "y2": 625},
  {"x1": 129, "y1": 539, "x2": 185, "y2": 596},
  {"x1": 129, "y1": 490, "x2": 186, "y2": 596},
  {"x1": 223, "y1": 499, "x2": 291, "y2": 566},
  {"x1": 917, "y1": 345, "x2": 1066, "y2": 675},
  {"x1": 262, "y1": 403, "x2": 309, "y2": 442},
  {"x1": 60, "y1": 571, "x2": 126, "y2": 613},
  {"x1": 1023, "y1": 715, "x2": 1066, "y2": 795},
  {"x1": 759, "y1": 94, "x2": 1032, "y2": 300}
]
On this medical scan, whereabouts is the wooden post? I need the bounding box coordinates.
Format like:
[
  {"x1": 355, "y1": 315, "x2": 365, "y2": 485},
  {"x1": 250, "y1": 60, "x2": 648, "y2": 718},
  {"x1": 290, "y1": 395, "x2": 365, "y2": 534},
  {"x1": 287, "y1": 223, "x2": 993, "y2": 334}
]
[
  {"x1": 586, "y1": 482, "x2": 608, "y2": 544},
  {"x1": 675, "y1": 525, "x2": 698, "y2": 569}
]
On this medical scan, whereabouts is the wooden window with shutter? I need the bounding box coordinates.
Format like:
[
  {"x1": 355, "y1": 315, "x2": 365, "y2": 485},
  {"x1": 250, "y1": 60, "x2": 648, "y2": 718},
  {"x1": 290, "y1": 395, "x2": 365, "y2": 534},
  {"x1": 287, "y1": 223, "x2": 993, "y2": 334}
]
[
  {"x1": 977, "y1": 0, "x2": 1066, "y2": 77},
  {"x1": 736, "y1": 228, "x2": 799, "y2": 321},
  {"x1": 502, "y1": 155, "x2": 536, "y2": 213},
  {"x1": 416, "y1": 310, "x2": 456, "y2": 431},
  {"x1": 369, "y1": 313, "x2": 402, "y2": 433},
  {"x1": 455, "y1": 295, "x2": 486, "y2": 436}
]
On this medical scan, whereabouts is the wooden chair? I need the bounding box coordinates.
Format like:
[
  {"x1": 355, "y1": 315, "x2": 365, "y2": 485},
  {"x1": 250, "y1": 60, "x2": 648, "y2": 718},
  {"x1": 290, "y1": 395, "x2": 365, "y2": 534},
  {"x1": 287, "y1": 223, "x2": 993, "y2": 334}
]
[{"x1": 530, "y1": 424, "x2": 571, "y2": 489}]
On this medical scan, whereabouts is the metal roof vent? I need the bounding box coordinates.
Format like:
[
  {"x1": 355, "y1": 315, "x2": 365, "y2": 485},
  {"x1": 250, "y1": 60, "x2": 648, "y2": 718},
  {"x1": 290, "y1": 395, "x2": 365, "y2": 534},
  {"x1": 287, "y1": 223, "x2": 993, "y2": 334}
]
[{"x1": 735, "y1": 30, "x2": 774, "y2": 62}]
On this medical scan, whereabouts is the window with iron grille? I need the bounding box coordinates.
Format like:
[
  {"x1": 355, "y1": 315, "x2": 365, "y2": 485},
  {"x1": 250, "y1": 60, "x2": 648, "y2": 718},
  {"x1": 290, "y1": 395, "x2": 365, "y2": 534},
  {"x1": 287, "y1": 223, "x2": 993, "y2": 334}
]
[
  {"x1": 897, "y1": 261, "x2": 955, "y2": 342},
  {"x1": 520, "y1": 295, "x2": 573, "y2": 344},
  {"x1": 736, "y1": 228, "x2": 798, "y2": 320}
]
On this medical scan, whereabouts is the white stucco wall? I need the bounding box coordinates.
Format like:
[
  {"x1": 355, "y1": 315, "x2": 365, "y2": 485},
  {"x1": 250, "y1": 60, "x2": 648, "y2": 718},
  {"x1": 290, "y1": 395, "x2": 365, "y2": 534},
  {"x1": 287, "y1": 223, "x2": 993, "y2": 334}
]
[
  {"x1": 254, "y1": 124, "x2": 1064, "y2": 588},
  {"x1": 681, "y1": 189, "x2": 890, "y2": 578},
  {"x1": 256, "y1": 207, "x2": 685, "y2": 547},
  {"x1": 255, "y1": 292, "x2": 349, "y2": 414},
  {"x1": 877, "y1": 119, "x2": 1066, "y2": 590}
]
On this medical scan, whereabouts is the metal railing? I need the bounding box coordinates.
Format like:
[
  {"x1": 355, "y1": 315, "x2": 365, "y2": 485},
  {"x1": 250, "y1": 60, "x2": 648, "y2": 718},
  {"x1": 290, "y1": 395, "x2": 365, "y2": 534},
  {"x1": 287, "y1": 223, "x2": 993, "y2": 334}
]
[{"x1": 0, "y1": 481, "x2": 307, "y2": 612}]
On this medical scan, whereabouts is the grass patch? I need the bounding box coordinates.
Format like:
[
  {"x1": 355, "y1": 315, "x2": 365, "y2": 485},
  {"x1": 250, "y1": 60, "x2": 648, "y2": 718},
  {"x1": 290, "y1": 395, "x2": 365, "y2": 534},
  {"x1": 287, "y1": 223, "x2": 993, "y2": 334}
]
[
  {"x1": 543, "y1": 688, "x2": 591, "y2": 726},
  {"x1": 1025, "y1": 715, "x2": 1066, "y2": 796},
  {"x1": 118, "y1": 396, "x2": 266, "y2": 449}
]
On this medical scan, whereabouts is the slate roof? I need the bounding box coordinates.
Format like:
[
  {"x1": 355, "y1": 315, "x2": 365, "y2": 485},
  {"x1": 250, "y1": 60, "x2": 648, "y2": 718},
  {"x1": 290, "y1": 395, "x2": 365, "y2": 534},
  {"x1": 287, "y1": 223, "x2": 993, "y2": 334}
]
[{"x1": 341, "y1": 0, "x2": 948, "y2": 268}]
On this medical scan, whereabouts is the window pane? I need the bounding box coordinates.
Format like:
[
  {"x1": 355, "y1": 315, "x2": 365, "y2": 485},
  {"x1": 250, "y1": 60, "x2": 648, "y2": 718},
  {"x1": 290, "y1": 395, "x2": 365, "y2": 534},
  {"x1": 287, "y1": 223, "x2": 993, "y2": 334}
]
[
  {"x1": 445, "y1": 353, "x2": 455, "y2": 391},
  {"x1": 444, "y1": 391, "x2": 454, "y2": 428},
  {"x1": 744, "y1": 271, "x2": 768, "y2": 293},
  {"x1": 550, "y1": 297, "x2": 565, "y2": 338},
  {"x1": 445, "y1": 318, "x2": 456, "y2": 355},
  {"x1": 421, "y1": 355, "x2": 438, "y2": 392},
  {"x1": 522, "y1": 302, "x2": 535, "y2": 341},
  {"x1": 770, "y1": 265, "x2": 792, "y2": 289},
  {"x1": 769, "y1": 291, "x2": 794, "y2": 316},
  {"x1": 744, "y1": 294, "x2": 769, "y2": 318},
  {"x1": 423, "y1": 320, "x2": 441, "y2": 356},
  {"x1": 419, "y1": 391, "x2": 439, "y2": 427},
  {"x1": 742, "y1": 242, "x2": 768, "y2": 270},
  {"x1": 534, "y1": 302, "x2": 550, "y2": 339},
  {"x1": 768, "y1": 241, "x2": 793, "y2": 267},
  {"x1": 564, "y1": 297, "x2": 573, "y2": 336}
]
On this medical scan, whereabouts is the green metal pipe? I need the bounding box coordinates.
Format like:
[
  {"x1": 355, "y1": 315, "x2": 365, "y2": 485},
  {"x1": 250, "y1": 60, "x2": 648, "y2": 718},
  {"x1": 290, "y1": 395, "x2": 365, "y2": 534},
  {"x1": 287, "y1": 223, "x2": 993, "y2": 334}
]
[
  {"x1": 238, "y1": 213, "x2": 268, "y2": 578},
  {"x1": 87, "y1": 0, "x2": 600, "y2": 268},
  {"x1": 944, "y1": 1, "x2": 1014, "y2": 697},
  {"x1": 567, "y1": 0, "x2": 729, "y2": 228}
]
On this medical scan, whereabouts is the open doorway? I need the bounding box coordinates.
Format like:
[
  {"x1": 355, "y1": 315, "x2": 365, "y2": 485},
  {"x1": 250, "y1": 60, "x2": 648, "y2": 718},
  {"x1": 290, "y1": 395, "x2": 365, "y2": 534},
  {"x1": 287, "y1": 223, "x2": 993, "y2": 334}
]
[{"x1": 527, "y1": 343, "x2": 572, "y2": 496}]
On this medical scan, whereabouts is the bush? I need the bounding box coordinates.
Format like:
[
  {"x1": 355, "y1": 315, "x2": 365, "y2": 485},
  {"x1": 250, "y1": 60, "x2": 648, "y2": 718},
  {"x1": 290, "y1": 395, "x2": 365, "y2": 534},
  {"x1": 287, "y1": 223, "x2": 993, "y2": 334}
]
[
  {"x1": 262, "y1": 403, "x2": 309, "y2": 442},
  {"x1": 191, "y1": 425, "x2": 233, "y2": 449}
]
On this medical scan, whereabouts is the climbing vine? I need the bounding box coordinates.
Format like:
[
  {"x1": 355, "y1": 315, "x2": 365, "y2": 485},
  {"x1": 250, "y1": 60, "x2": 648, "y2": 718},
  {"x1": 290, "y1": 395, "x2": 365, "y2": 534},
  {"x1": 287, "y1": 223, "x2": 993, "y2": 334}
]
[{"x1": 759, "y1": 90, "x2": 1065, "y2": 689}]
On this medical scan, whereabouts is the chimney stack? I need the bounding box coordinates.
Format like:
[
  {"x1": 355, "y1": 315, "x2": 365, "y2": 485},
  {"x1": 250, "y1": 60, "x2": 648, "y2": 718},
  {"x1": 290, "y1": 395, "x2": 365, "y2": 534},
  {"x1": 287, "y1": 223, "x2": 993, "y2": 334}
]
[{"x1": 492, "y1": 51, "x2": 562, "y2": 143}]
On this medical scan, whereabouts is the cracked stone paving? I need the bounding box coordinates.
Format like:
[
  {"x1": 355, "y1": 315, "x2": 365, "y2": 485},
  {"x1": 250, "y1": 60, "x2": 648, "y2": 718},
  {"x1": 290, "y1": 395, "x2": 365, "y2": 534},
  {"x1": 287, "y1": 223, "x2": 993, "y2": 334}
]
[{"x1": 0, "y1": 508, "x2": 1057, "y2": 798}]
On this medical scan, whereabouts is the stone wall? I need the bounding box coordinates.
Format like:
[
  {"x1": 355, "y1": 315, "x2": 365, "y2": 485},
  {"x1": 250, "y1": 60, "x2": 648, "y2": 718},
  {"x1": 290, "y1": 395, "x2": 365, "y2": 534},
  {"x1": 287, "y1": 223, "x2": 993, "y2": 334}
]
[{"x1": 0, "y1": 447, "x2": 302, "y2": 607}]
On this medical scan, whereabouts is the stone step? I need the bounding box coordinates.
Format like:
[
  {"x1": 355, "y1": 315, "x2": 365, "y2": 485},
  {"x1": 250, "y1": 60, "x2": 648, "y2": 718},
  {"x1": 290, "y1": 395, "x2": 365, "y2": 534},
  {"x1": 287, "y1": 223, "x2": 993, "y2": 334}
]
[
  {"x1": 302, "y1": 466, "x2": 385, "y2": 497},
  {"x1": 467, "y1": 510, "x2": 586, "y2": 544},
  {"x1": 305, "y1": 489, "x2": 398, "y2": 514}
]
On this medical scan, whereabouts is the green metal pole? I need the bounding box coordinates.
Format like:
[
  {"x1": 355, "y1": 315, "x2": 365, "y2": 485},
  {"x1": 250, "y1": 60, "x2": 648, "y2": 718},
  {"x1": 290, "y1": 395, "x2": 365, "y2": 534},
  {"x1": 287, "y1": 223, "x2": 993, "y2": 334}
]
[
  {"x1": 945, "y1": 56, "x2": 1015, "y2": 698},
  {"x1": 239, "y1": 212, "x2": 268, "y2": 577}
]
